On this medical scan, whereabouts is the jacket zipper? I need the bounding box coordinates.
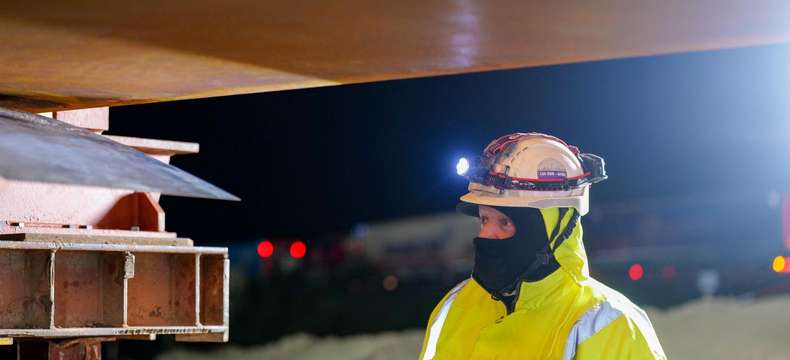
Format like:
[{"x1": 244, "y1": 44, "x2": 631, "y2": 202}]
[{"x1": 499, "y1": 282, "x2": 521, "y2": 315}]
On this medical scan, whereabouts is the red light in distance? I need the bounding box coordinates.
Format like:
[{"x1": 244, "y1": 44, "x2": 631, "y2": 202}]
[
  {"x1": 257, "y1": 240, "x2": 274, "y2": 258},
  {"x1": 290, "y1": 240, "x2": 307, "y2": 259},
  {"x1": 628, "y1": 263, "x2": 644, "y2": 281},
  {"x1": 661, "y1": 265, "x2": 677, "y2": 280}
]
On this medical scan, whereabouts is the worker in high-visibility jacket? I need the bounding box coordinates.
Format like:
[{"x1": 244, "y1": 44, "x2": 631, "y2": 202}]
[{"x1": 420, "y1": 133, "x2": 666, "y2": 359}]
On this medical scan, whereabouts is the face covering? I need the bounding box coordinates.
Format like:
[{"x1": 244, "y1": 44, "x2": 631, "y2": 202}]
[{"x1": 472, "y1": 206, "x2": 560, "y2": 297}]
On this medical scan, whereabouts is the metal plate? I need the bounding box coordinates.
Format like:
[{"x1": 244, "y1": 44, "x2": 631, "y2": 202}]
[
  {"x1": 1, "y1": 0, "x2": 788, "y2": 112},
  {"x1": 0, "y1": 240, "x2": 229, "y2": 342},
  {"x1": 0, "y1": 107, "x2": 239, "y2": 201}
]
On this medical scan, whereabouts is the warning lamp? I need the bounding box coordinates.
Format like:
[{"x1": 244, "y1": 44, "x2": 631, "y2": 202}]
[
  {"x1": 628, "y1": 263, "x2": 644, "y2": 281},
  {"x1": 290, "y1": 240, "x2": 307, "y2": 259},
  {"x1": 257, "y1": 240, "x2": 274, "y2": 259},
  {"x1": 772, "y1": 256, "x2": 790, "y2": 273}
]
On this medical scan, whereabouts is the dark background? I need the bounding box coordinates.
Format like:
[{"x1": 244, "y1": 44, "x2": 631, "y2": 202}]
[
  {"x1": 106, "y1": 43, "x2": 790, "y2": 356},
  {"x1": 111, "y1": 43, "x2": 790, "y2": 244}
]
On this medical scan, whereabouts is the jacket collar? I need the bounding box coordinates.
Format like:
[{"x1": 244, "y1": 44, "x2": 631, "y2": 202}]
[{"x1": 514, "y1": 207, "x2": 589, "y2": 310}]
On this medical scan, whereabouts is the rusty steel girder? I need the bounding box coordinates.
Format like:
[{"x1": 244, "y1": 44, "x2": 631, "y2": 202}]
[
  {"x1": 0, "y1": 240, "x2": 229, "y2": 341},
  {"x1": 0, "y1": 108, "x2": 233, "y2": 359}
]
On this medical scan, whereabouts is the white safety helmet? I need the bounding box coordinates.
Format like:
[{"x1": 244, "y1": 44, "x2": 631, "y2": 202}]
[{"x1": 460, "y1": 132, "x2": 607, "y2": 216}]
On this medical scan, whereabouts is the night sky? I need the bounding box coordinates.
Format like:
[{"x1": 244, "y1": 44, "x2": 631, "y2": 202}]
[{"x1": 110, "y1": 43, "x2": 790, "y2": 245}]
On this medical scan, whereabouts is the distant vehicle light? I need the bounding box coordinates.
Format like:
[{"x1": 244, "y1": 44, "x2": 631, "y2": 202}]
[
  {"x1": 456, "y1": 157, "x2": 469, "y2": 176},
  {"x1": 628, "y1": 263, "x2": 644, "y2": 281},
  {"x1": 290, "y1": 240, "x2": 307, "y2": 259},
  {"x1": 257, "y1": 240, "x2": 274, "y2": 258},
  {"x1": 696, "y1": 269, "x2": 720, "y2": 297},
  {"x1": 661, "y1": 265, "x2": 677, "y2": 280},
  {"x1": 772, "y1": 255, "x2": 787, "y2": 273},
  {"x1": 383, "y1": 275, "x2": 399, "y2": 291}
]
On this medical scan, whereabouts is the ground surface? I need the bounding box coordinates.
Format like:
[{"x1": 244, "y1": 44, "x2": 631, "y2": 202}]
[{"x1": 159, "y1": 295, "x2": 790, "y2": 360}]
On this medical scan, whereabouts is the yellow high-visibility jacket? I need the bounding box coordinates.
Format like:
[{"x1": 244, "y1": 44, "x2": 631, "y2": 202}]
[{"x1": 419, "y1": 208, "x2": 667, "y2": 359}]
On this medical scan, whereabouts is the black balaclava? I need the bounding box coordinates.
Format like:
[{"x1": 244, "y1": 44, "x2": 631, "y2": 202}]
[{"x1": 471, "y1": 206, "x2": 561, "y2": 299}]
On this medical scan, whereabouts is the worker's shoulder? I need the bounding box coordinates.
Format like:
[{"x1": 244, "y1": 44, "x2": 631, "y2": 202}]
[
  {"x1": 439, "y1": 278, "x2": 473, "y2": 303},
  {"x1": 425, "y1": 278, "x2": 472, "y2": 320},
  {"x1": 429, "y1": 278, "x2": 467, "y2": 304},
  {"x1": 580, "y1": 277, "x2": 653, "y2": 327},
  {"x1": 574, "y1": 278, "x2": 665, "y2": 353}
]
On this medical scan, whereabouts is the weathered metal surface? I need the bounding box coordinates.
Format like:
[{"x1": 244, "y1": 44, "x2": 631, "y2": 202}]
[
  {"x1": 0, "y1": 241, "x2": 226, "y2": 254},
  {"x1": 0, "y1": 180, "x2": 135, "y2": 230},
  {"x1": 175, "y1": 332, "x2": 228, "y2": 343},
  {"x1": 0, "y1": 226, "x2": 178, "y2": 240},
  {"x1": 1, "y1": 0, "x2": 789, "y2": 112},
  {"x1": 0, "y1": 109, "x2": 208, "y2": 231},
  {"x1": 199, "y1": 256, "x2": 226, "y2": 326},
  {"x1": 0, "y1": 250, "x2": 52, "y2": 329},
  {"x1": 54, "y1": 108, "x2": 109, "y2": 133},
  {"x1": 127, "y1": 253, "x2": 196, "y2": 326},
  {"x1": 48, "y1": 337, "x2": 107, "y2": 360},
  {"x1": 0, "y1": 325, "x2": 227, "y2": 337},
  {"x1": 54, "y1": 252, "x2": 125, "y2": 328},
  {"x1": 0, "y1": 241, "x2": 229, "y2": 341},
  {"x1": 96, "y1": 193, "x2": 165, "y2": 232},
  {"x1": 103, "y1": 136, "x2": 199, "y2": 157},
  {"x1": 0, "y1": 232, "x2": 192, "y2": 247},
  {"x1": 0, "y1": 107, "x2": 238, "y2": 200},
  {"x1": 115, "y1": 334, "x2": 156, "y2": 341},
  {"x1": 18, "y1": 337, "x2": 111, "y2": 360},
  {"x1": 0, "y1": 111, "x2": 230, "y2": 356}
]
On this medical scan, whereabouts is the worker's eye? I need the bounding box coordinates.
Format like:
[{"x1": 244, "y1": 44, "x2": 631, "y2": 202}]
[
  {"x1": 498, "y1": 218, "x2": 511, "y2": 228},
  {"x1": 480, "y1": 215, "x2": 488, "y2": 225}
]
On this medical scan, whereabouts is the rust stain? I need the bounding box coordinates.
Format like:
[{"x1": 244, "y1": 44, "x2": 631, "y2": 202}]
[
  {"x1": 148, "y1": 306, "x2": 162, "y2": 318},
  {"x1": 106, "y1": 262, "x2": 117, "y2": 274},
  {"x1": 0, "y1": 242, "x2": 227, "y2": 335},
  {"x1": 119, "y1": 327, "x2": 211, "y2": 335}
]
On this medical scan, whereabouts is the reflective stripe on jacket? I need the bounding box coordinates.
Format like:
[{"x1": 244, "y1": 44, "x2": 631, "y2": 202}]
[{"x1": 419, "y1": 208, "x2": 666, "y2": 360}]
